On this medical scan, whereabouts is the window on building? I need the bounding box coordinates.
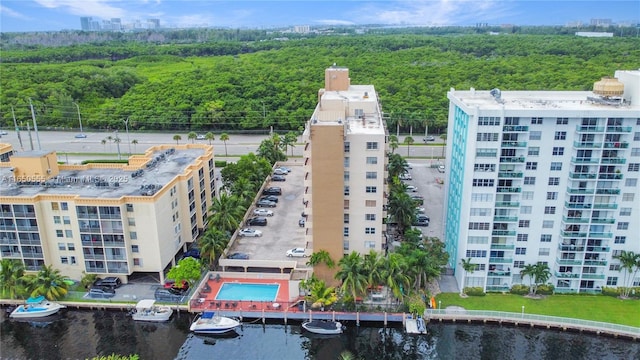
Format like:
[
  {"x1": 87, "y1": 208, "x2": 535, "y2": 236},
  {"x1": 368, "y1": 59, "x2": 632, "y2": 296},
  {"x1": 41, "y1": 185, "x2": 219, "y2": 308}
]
[
  {"x1": 58, "y1": 242, "x2": 66, "y2": 250},
  {"x1": 474, "y1": 164, "x2": 495, "y2": 172},
  {"x1": 130, "y1": 231, "x2": 137, "y2": 240},
  {"x1": 544, "y1": 206, "x2": 556, "y2": 214},
  {"x1": 344, "y1": 157, "x2": 350, "y2": 168},
  {"x1": 365, "y1": 227, "x2": 376, "y2": 234},
  {"x1": 344, "y1": 171, "x2": 350, "y2": 181},
  {"x1": 540, "y1": 234, "x2": 552, "y2": 242},
  {"x1": 65, "y1": 230, "x2": 73, "y2": 238},
  {"x1": 60, "y1": 257, "x2": 69, "y2": 264},
  {"x1": 556, "y1": 118, "x2": 568, "y2": 125},
  {"x1": 522, "y1": 191, "x2": 535, "y2": 200},
  {"x1": 128, "y1": 218, "x2": 135, "y2": 226},
  {"x1": 622, "y1": 193, "x2": 635, "y2": 201},
  {"x1": 514, "y1": 261, "x2": 525, "y2": 268},
  {"x1": 343, "y1": 240, "x2": 349, "y2": 251},
  {"x1": 471, "y1": 193, "x2": 494, "y2": 202},
  {"x1": 529, "y1": 131, "x2": 541, "y2": 140},
  {"x1": 133, "y1": 258, "x2": 142, "y2": 266},
  {"x1": 56, "y1": 230, "x2": 63, "y2": 238},
  {"x1": 614, "y1": 236, "x2": 626, "y2": 244},
  {"x1": 67, "y1": 243, "x2": 75, "y2": 251},
  {"x1": 61, "y1": 216, "x2": 70, "y2": 225},
  {"x1": 546, "y1": 192, "x2": 558, "y2": 200},
  {"x1": 552, "y1": 147, "x2": 564, "y2": 155},
  {"x1": 477, "y1": 133, "x2": 499, "y2": 141},
  {"x1": 518, "y1": 220, "x2": 530, "y2": 228},
  {"x1": 366, "y1": 157, "x2": 378, "y2": 164},
  {"x1": 470, "y1": 208, "x2": 491, "y2": 216},
  {"x1": 528, "y1": 147, "x2": 540, "y2": 156},
  {"x1": 478, "y1": 117, "x2": 500, "y2": 126},
  {"x1": 366, "y1": 172, "x2": 377, "y2": 179},
  {"x1": 515, "y1": 248, "x2": 527, "y2": 255},
  {"x1": 526, "y1": 162, "x2": 537, "y2": 170},
  {"x1": 476, "y1": 148, "x2": 498, "y2": 157},
  {"x1": 548, "y1": 177, "x2": 560, "y2": 186},
  {"x1": 344, "y1": 200, "x2": 350, "y2": 209},
  {"x1": 539, "y1": 248, "x2": 550, "y2": 256},
  {"x1": 53, "y1": 216, "x2": 61, "y2": 224},
  {"x1": 634, "y1": 132, "x2": 640, "y2": 141},
  {"x1": 524, "y1": 177, "x2": 536, "y2": 185},
  {"x1": 610, "y1": 264, "x2": 621, "y2": 271},
  {"x1": 465, "y1": 250, "x2": 487, "y2": 258},
  {"x1": 365, "y1": 200, "x2": 376, "y2": 207},
  {"x1": 468, "y1": 222, "x2": 490, "y2": 230},
  {"x1": 630, "y1": 148, "x2": 640, "y2": 157},
  {"x1": 517, "y1": 234, "x2": 528, "y2": 242},
  {"x1": 126, "y1": 204, "x2": 134, "y2": 212},
  {"x1": 472, "y1": 179, "x2": 495, "y2": 187},
  {"x1": 467, "y1": 236, "x2": 489, "y2": 244},
  {"x1": 365, "y1": 214, "x2": 376, "y2": 221},
  {"x1": 520, "y1": 206, "x2": 532, "y2": 214},
  {"x1": 61, "y1": 202, "x2": 68, "y2": 211},
  {"x1": 132, "y1": 245, "x2": 139, "y2": 253},
  {"x1": 531, "y1": 117, "x2": 543, "y2": 125},
  {"x1": 343, "y1": 227, "x2": 349, "y2": 237},
  {"x1": 366, "y1": 142, "x2": 378, "y2": 150},
  {"x1": 628, "y1": 163, "x2": 640, "y2": 172},
  {"x1": 625, "y1": 178, "x2": 638, "y2": 187},
  {"x1": 344, "y1": 186, "x2": 350, "y2": 196},
  {"x1": 550, "y1": 162, "x2": 562, "y2": 171},
  {"x1": 344, "y1": 214, "x2": 349, "y2": 223},
  {"x1": 620, "y1": 208, "x2": 632, "y2": 216},
  {"x1": 51, "y1": 202, "x2": 59, "y2": 210},
  {"x1": 606, "y1": 277, "x2": 618, "y2": 286},
  {"x1": 554, "y1": 131, "x2": 567, "y2": 140},
  {"x1": 542, "y1": 220, "x2": 554, "y2": 228},
  {"x1": 364, "y1": 241, "x2": 376, "y2": 249},
  {"x1": 617, "y1": 222, "x2": 629, "y2": 230},
  {"x1": 365, "y1": 186, "x2": 377, "y2": 193},
  {"x1": 344, "y1": 142, "x2": 350, "y2": 153}
]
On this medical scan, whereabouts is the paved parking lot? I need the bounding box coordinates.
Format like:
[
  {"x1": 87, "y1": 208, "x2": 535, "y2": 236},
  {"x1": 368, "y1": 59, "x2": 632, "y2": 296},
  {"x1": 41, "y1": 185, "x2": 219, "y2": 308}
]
[
  {"x1": 228, "y1": 163, "x2": 308, "y2": 266},
  {"x1": 402, "y1": 159, "x2": 446, "y2": 241}
]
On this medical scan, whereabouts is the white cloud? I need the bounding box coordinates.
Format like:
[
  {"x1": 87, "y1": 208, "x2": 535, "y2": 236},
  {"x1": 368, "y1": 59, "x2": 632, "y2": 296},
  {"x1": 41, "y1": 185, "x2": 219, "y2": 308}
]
[
  {"x1": 0, "y1": 4, "x2": 31, "y2": 20},
  {"x1": 34, "y1": 0, "x2": 127, "y2": 18}
]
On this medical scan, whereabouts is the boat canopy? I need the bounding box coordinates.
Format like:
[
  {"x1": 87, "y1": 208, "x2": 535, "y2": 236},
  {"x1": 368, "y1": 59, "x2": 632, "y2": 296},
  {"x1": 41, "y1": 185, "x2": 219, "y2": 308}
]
[
  {"x1": 26, "y1": 296, "x2": 45, "y2": 304},
  {"x1": 136, "y1": 299, "x2": 157, "y2": 309},
  {"x1": 201, "y1": 311, "x2": 215, "y2": 319}
]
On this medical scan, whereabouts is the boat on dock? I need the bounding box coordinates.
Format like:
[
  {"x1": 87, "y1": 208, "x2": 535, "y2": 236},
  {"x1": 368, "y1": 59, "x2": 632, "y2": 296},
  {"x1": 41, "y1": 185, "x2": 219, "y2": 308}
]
[
  {"x1": 9, "y1": 296, "x2": 66, "y2": 319},
  {"x1": 131, "y1": 299, "x2": 173, "y2": 322},
  {"x1": 190, "y1": 311, "x2": 241, "y2": 334},
  {"x1": 301, "y1": 320, "x2": 344, "y2": 335}
]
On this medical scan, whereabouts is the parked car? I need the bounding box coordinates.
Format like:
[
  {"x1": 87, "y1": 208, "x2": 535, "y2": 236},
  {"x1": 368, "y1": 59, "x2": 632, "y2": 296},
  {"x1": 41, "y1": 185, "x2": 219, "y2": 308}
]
[
  {"x1": 227, "y1": 252, "x2": 250, "y2": 260},
  {"x1": 273, "y1": 168, "x2": 288, "y2": 175},
  {"x1": 182, "y1": 248, "x2": 201, "y2": 259},
  {"x1": 253, "y1": 208, "x2": 274, "y2": 217},
  {"x1": 238, "y1": 228, "x2": 263, "y2": 237},
  {"x1": 424, "y1": 136, "x2": 436, "y2": 142},
  {"x1": 405, "y1": 185, "x2": 418, "y2": 192},
  {"x1": 246, "y1": 217, "x2": 268, "y2": 226},
  {"x1": 196, "y1": 134, "x2": 206, "y2": 140},
  {"x1": 438, "y1": 165, "x2": 445, "y2": 173},
  {"x1": 275, "y1": 167, "x2": 291, "y2": 173},
  {"x1": 416, "y1": 207, "x2": 426, "y2": 213},
  {"x1": 0, "y1": 130, "x2": 8, "y2": 135},
  {"x1": 93, "y1": 276, "x2": 122, "y2": 289},
  {"x1": 88, "y1": 287, "x2": 116, "y2": 299},
  {"x1": 256, "y1": 199, "x2": 277, "y2": 208},
  {"x1": 74, "y1": 133, "x2": 87, "y2": 139},
  {"x1": 413, "y1": 217, "x2": 430, "y2": 227},
  {"x1": 164, "y1": 279, "x2": 189, "y2": 291},
  {"x1": 272, "y1": 175, "x2": 286, "y2": 182},
  {"x1": 286, "y1": 248, "x2": 308, "y2": 257},
  {"x1": 263, "y1": 187, "x2": 282, "y2": 195},
  {"x1": 399, "y1": 173, "x2": 412, "y2": 181},
  {"x1": 298, "y1": 217, "x2": 306, "y2": 227},
  {"x1": 154, "y1": 288, "x2": 186, "y2": 302},
  {"x1": 260, "y1": 195, "x2": 279, "y2": 203}
]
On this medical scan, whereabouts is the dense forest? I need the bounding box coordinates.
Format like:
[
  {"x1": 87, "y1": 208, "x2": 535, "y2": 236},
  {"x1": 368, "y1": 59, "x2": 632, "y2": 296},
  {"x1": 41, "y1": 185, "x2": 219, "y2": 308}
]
[{"x1": 1, "y1": 31, "x2": 638, "y2": 134}]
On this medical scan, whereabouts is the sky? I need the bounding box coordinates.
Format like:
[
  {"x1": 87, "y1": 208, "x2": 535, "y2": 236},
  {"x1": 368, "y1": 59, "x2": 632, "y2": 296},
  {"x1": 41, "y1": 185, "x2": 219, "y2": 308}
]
[{"x1": 0, "y1": 0, "x2": 638, "y2": 33}]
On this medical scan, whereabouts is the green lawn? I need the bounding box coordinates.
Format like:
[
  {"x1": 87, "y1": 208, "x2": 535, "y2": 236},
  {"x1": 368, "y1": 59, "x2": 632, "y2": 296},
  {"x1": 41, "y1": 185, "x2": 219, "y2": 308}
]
[{"x1": 435, "y1": 293, "x2": 640, "y2": 328}]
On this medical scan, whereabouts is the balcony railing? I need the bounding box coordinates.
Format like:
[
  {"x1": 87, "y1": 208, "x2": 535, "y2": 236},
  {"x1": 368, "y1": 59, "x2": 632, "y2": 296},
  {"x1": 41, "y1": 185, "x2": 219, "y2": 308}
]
[
  {"x1": 492, "y1": 230, "x2": 516, "y2": 236},
  {"x1": 555, "y1": 272, "x2": 580, "y2": 278},
  {"x1": 573, "y1": 141, "x2": 602, "y2": 149},
  {"x1": 490, "y1": 243, "x2": 515, "y2": 250},
  {"x1": 561, "y1": 231, "x2": 588, "y2": 237},
  {"x1": 556, "y1": 259, "x2": 582, "y2": 265},
  {"x1": 593, "y1": 203, "x2": 617, "y2": 209},
  {"x1": 588, "y1": 232, "x2": 613, "y2": 238},
  {"x1": 564, "y1": 202, "x2": 592, "y2": 209},
  {"x1": 496, "y1": 187, "x2": 521, "y2": 193},
  {"x1": 583, "y1": 260, "x2": 607, "y2": 266},
  {"x1": 498, "y1": 171, "x2": 523, "y2": 178},
  {"x1": 581, "y1": 273, "x2": 605, "y2": 279},
  {"x1": 558, "y1": 244, "x2": 585, "y2": 252},
  {"x1": 596, "y1": 188, "x2": 621, "y2": 195},
  {"x1": 489, "y1": 257, "x2": 513, "y2": 263},
  {"x1": 598, "y1": 173, "x2": 623, "y2": 180},
  {"x1": 600, "y1": 158, "x2": 626, "y2": 164},
  {"x1": 569, "y1": 172, "x2": 597, "y2": 179},
  {"x1": 571, "y1": 157, "x2": 599, "y2": 164},
  {"x1": 495, "y1": 202, "x2": 520, "y2": 207},
  {"x1": 13, "y1": 212, "x2": 36, "y2": 218},
  {"x1": 499, "y1": 156, "x2": 525, "y2": 163},
  {"x1": 501, "y1": 141, "x2": 527, "y2": 148},
  {"x1": 606, "y1": 126, "x2": 632, "y2": 133},
  {"x1": 590, "y1": 218, "x2": 615, "y2": 224},
  {"x1": 586, "y1": 246, "x2": 610, "y2": 252},
  {"x1": 603, "y1": 142, "x2": 629, "y2": 148},
  {"x1": 566, "y1": 187, "x2": 595, "y2": 194},
  {"x1": 488, "y1": 271, "x2": 511, "y2": 276},
  {"x1": 503, "y1": 125, "x2": 529, "y2": 132},
  {"x1": 576, "y1": 125, "x2": 604, "y2": 132},
  {"x1": 493, "y1": 216, "x2": 518, "y2": 222},
  {"x1": 562, "y1": 216, "x2": 590, "y2": 223}
]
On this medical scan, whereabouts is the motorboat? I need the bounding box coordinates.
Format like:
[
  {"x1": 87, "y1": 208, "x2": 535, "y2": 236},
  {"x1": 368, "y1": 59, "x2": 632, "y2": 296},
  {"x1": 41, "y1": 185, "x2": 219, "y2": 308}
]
[
  {"x1": 416, "y1": 315, "x2": 427, "y2": 334},
  {"x1": 189, "y1": 311, "x2": 241, "y2": 334},
  {"x1": 9, "y1": 296, "x2": 66, "y2": 319},
  {"x1": 131, "y1": 299, "x2": 173, "y2": 322},
  {"x1": 301, "y1": 320, "x2": 344, "y2": 335}
]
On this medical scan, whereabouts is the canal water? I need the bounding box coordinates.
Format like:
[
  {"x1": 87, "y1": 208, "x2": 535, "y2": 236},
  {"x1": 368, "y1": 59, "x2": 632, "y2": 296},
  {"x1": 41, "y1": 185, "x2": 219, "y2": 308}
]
[{"x1": 1, "y1": 309, "x2": 638, "y2": 360}]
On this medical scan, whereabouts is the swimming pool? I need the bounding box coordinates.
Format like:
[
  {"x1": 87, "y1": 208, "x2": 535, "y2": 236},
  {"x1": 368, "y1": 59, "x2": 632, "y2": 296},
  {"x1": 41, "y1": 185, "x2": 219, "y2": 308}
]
[{"x1": 215, "y1": 283, "x2": 279, "y2": 302}]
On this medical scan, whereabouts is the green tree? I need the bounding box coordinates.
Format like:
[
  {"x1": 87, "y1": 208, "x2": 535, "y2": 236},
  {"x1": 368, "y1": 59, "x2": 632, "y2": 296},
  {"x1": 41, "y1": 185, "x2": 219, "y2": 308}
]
[
  {"x1": 386, "y1": 190, "x2": 417, "y2": 236},
  {"x1": 382, "y1": 253, "x2": 410, "y2": 299},
  {"x1": 282, "y1": 131, "x2": 298, "y2": 156},
  {"x1": 257, "y1": 137, "x2": 287, "y2": 165},
  {"x1": 131, "y1": 139, "x2": 138, "y2": 153},
  {"x1": 207, "y1": 193, "x2": 246, "y2": 234},
  {"x1": 388, "y1": 135, "x2": 399, "y2": 154},
  {"x1": 219, "y1": 133, "x2": 230, "y2": 157},
  {"x1": 173, "y1": 134, "x2": 182, "y2": 145},
  {"x1": 335, "y1": 252, "x2": 368, "y2": 302},
  {"x1": 363, "y1": 250, "x2": 385, "y2": 287},
  {"x1": 0, "y1": 259, "x2": 26, "y2": 299},
  {"x1": 205, "y1": 132, "x2": 215, "y2": 145},
  {"x1": 187, "y1": 131, "x2": 197, "y2": 143},
  {"x1": 616, "y1": 251, "x2": 640, "y2": 298},
  {"x1": 459, "y1": 258, "x2": 475, "y2": 295},
  {"x1": 306, "y1": 279, "x2": 338, "y2": 310},
  {"x1": 404, "y1": 136, "x2": 415, "y2": 157},
  {"x1": 306, "y1": 249, "x2": 336, "y2": 269},
  {"x1": 531, "y1": 263, "x2": 551, "y2": 295},
  {"x1": 166, "y1": 257, "x2": 202, "y2": 288},
  {"x1": 387, "y1": 152, "x2": 409, "y2": 180},
  {"x1": 26, "y1": 265, "x2": 70, "y2": 301},
  {"x1": 199, "y1": 229, "x2": 229, "y2": 268},
  {"x1": 101, "y1": 139, "x2": 107, "y2": 151}
]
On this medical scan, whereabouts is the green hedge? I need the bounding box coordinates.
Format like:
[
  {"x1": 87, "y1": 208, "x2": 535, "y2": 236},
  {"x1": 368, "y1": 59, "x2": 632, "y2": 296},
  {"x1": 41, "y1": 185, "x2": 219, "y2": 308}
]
[
  {"x1": 510, "y1": 284, "x2": 530, "y2": 295},
  {"x1": 537, "y1": 284, "x2": 555, "y2": 295},
  {"x1": 464, "y1": 287, "x2": 486, "y2": 296},
  {"x1": 215, "y1": 160, "x2": 227, "y2": 168}
]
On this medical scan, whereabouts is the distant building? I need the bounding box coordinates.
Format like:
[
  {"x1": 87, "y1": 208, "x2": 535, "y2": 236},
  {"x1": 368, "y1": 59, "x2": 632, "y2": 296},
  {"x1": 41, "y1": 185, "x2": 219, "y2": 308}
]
[
  {"x1": 147, "y1": 19, "x2": 160, "y2": 29},
  {"x1": 575, "y1": 32, "x2": 614, "y2": 37},
  {"x1": 444, "y1": 70, "x2": 640, "y2": 294},
  {"x1": 590, "y1": 18, "x2": 613, "y2": 27},
  {"x1": 293, "y1": 25, "x2": 310, "y2": 34},
  {"x1": 0, "y1": 144, "x2": 216, "y2": 283},
  {"x1": 80, "y1": 17, "x2": 91, "y2": 31},
  {"x1": 303, "y1": 66, "x2": 388, "y2": 284}
]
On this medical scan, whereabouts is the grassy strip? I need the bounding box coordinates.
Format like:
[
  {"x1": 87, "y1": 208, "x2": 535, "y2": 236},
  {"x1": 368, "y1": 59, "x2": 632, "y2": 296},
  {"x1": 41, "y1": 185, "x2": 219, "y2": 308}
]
[{"x1": 435, "y1": 293, "x2": 640, "y2": 327}]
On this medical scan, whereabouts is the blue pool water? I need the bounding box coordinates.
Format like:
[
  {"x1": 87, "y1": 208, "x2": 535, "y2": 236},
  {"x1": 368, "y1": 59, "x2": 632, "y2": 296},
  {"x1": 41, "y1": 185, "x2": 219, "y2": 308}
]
[{"x1": 215, "y1": 282, "x2": 279, "y2": 301}]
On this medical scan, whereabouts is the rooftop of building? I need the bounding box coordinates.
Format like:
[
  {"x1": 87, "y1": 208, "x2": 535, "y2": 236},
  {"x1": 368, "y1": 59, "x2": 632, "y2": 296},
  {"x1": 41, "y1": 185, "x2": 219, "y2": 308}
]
[
  {"x1": 0, "y1": 145, "x2": 209, "y2": 199},
  {"x1": 312, "y1": 84, "x2": 386, "y2": 135}
]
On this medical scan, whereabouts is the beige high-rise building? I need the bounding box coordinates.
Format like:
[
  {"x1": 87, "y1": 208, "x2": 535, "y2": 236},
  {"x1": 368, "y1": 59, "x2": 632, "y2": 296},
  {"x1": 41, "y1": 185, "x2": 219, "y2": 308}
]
[
  {"x1": 0, "y1": 144, "x2": 215, "y2": 283},
  {"x1": 303, "y1": 66, "x2": 388, "y2": 284}
]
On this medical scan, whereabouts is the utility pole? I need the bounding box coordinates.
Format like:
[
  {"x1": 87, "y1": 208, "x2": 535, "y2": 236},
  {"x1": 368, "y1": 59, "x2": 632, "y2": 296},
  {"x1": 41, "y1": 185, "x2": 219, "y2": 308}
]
[
  {"x1": 115, "y1": 130, "x2": 121, "y2": 160},
  {"x1": 123, "y1": 117, "x2": 131, "y2": 156},
  {"x1": 28, "y1": 98, "x2": 42, "y2": 150},
  {"x1": 73, "y1": 102, "x2": 84, "y2": 134},
  {"x1": 11, "y1": 106, "x2": 24, "y2": 151},
  {"x1": 26, "y1": 122, "x2": 34, "y2": 151}
]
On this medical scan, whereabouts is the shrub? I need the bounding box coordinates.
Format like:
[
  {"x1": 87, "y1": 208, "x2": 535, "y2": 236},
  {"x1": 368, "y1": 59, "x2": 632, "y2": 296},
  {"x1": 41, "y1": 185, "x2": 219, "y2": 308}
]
[
  {"x1": 536, "y1": 284, "x2": 555, "y2": 295},
  {"x1": 215, "y1": 160, "x2": 227, "y2": 168},
  {"x1": 464, "y1": 287, "x2": 486, "y2": 296},
  {"x1": 601, "y1": 287, "x2": 620, "y2": 297},
  {"x1": 510, "y1": 284, "x2": 530, "y2": 295},
  {"x1": 406, "y1": 293, "x2": 426, "y2": 315}
]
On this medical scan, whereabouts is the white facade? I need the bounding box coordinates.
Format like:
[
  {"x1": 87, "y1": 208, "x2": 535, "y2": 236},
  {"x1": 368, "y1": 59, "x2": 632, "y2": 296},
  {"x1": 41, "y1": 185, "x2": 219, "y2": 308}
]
[{"x1": 444, "y1": 69, "x2": 640, "y2": 293}]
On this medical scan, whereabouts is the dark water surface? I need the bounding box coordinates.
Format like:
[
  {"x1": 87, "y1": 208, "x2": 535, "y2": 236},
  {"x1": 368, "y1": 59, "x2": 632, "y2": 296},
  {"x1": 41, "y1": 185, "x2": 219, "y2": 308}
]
[{"x1": 1, "y1": 309, "x2": 639, "y2": 360}]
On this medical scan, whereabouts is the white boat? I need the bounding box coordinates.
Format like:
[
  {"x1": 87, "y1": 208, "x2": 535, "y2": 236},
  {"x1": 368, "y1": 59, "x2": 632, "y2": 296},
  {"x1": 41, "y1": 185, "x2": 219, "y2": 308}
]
[
  {"x1": 416, "y1": 315, "x2": 427, "y2": 334},
  {"x1": 10, "y1": 296, "x2": 66, "y2": 319},
  {"x1": 302, "y1": 320, "x2": 344, "y2": 335},
  {"x1": 189, "y1": 311, "x2": 241, "y2": 334},
  {"x1": 131, "y1": 299, "x2": 173, "y2": 322}
]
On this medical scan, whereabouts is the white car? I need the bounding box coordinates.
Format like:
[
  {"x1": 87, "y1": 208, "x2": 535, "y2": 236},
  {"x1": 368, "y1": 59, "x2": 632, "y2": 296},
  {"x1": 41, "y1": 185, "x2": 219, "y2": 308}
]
[
  {"x1": 406, "y1": 185, "x2": 418, "y2": 192},
  {"x1": 438, "y1": 165, "x2": 445, "y2": 173},
  {"x1": 399, "y1": 173, "x2": 412, "y2": 181},
  {"x1": 238, "y1": 228, "x2": 263, "y2": 237},
  {"x1": 286, "y1": 248, "x2": 308, "y2": 257},
  {"x1": 416, "y1": 207, "x2": 426, "y2": 213},
  {"x1": 253, "y1": 209, "x2": 274, "y2": 217},
  {"x1": 196, "y1": 134, "x2": 206, "y2": 140}
]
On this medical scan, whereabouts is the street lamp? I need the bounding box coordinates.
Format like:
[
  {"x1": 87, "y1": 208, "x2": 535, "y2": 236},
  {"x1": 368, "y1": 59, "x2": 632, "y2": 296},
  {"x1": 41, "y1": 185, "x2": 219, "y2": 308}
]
[
  {"x1": 521, "y1": 305, "x2": 525, "y2": 318},
  {"x1": 438, "y1": 300, "x2": 442, "y2": 310},
  {"x1": 73, "y1": 102, "x2": 84, "y2": 134},
  {"x1": 114, "y1": 130, "x2": 121, "y2": 160},
  {"x1": 123, "y1": 117, "x2": 131, "y2": 156}
]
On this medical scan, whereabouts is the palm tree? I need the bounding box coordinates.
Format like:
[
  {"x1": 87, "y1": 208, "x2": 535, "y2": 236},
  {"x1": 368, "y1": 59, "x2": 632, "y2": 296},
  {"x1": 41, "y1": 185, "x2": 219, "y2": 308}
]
[
  {"x1": 207, "y1": 193, "x2": 246, "y2": 234},
  {"x1": 382, "y1": 253, "x2": 410, "y2": 300},
  {"x1": 26, "y1": 265, "x2": 70, "y2": 300},
  {"x1": 307, "y1": 279, "x2": 338, "y2": 310},
  {"x1": 0, "y1": 259, "x2": 26, "y2": 299},
  {"x1": 187, "y1": 131, "x2": 197, "y2": 143},
  {"x1": 205, "y1": 132, "x2": 215, "y2": 145},
  {"x1": 306, "y1": 249, "x2": 335, "y2": 269},
  {"x1": 616, "y1": 251, "x2": 640, "y2": 298},
  {"x1": 460, "y1": 258, "x2": 475, "y2": 295},
  {"x1": 404, "y1": 136, "x2": 415, "y2": 157},
  {"x1": 173, "y1": 134, "x2": 182, "y2": 145},
  {"x1": 387, "y1": 152, "x2": 409, "y2": 180},
  {"x1": 101, "y1": 139, "x2": 107, "y2": 151},
  {"x1": 199, "y1": 229, "x2": 228, "y2": 268},
  {"x1": 531, "y1": 263, "x2": 551, "y2": 295},
  {"x1": 131, "y1": 139, "x2": 138, "y2": 153},
  {"x1": 363, "y1": 250, "x2": 385, "y2": 287},
  {"x1": 388, "y1": 135, "x2": 399, "y2": 154},
  {"x1": 282, "y1": 131, "x2": 297, "y2": 156},
  {"x1": 407, "y1": 249, "x2": 440, "y2": 291},
  {"x1": 520, "y1": 264, "x2": 536, "y2": 293},
  {"x1": 220, "y1": 133, "x2": 229, "y2": 157},
  {"x1": 106, "y1": 135, "x2": 113, "y2": 151},
  {"x1": 386, "y1": 191, "x2": 417, "y2": 236},
  {"x1": 335, "y1": 252, "x2": 368, "y2": 302}
]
